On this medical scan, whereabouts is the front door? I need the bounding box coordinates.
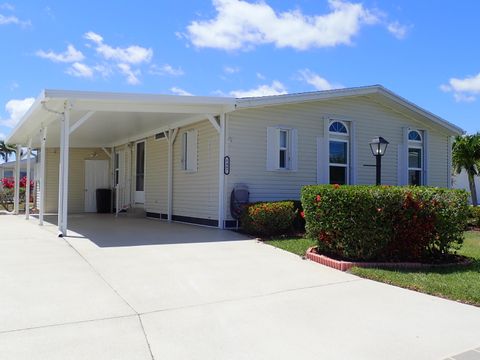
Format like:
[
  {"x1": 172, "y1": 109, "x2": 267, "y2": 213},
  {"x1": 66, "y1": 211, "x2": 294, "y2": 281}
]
[
  {"x1": 84, "y1": 160, "x2": 110, "y2": 212},
  {"x1": 134, "y1": 141, "x2": 145, "y2": 205}
]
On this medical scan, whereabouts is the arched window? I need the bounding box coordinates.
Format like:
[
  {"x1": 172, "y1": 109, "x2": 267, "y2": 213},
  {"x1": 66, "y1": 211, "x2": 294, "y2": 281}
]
[
  {"x1": 408, "y1": 130, "x2": 422, "y2": 142},
  {"x1": 329, "y1": 121, "x2": 348, "y2": 135}
]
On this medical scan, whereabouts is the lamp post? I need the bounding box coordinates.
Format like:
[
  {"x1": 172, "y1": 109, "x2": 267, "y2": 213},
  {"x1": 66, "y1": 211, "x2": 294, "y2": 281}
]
[{"x1": 369, "y1": 136, "x2": 389, "y2": 185}]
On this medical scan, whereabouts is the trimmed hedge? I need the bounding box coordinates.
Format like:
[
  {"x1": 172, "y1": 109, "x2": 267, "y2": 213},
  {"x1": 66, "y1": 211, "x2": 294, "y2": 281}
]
[
  {"x1": 468, "y1": 206, "x2": 480, "y2": 228},
  {"x1": 301, "y1": 185, "x2": 469, "y2": 262},
  {"x1": 241, "y1": 201, "x2": 297, "y2": 237}
]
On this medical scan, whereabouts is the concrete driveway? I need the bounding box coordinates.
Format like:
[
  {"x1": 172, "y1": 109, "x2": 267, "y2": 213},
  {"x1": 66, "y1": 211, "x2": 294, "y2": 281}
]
[{"x1": 0, "y1": 214, "x2": 479, "y2": 360}]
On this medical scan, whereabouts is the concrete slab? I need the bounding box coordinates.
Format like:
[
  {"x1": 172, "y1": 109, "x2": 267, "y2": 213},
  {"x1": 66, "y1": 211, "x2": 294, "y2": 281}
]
[
  {"x1": 141, "y1": 280, "x2": 480, "y2": 360},
  {"x1": 0, "y1": 216, "x2": 135, "y2": 332},
  {"x1": 2, "y1": 214, "x2": 480, "y2": 359},
  {"x1": 0, "y1": 316, "x2": 152, "y2": 360}
]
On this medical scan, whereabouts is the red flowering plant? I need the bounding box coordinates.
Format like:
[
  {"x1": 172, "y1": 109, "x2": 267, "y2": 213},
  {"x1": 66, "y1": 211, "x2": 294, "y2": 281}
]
[{"x1": 0, "y1": 176, "x2": 34, "y2": 211}]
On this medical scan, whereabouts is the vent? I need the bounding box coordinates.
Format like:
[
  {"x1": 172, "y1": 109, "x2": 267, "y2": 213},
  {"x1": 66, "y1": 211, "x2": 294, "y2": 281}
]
[{"x1": 155, "y1": 132, "x2": 166, "y2": 140}]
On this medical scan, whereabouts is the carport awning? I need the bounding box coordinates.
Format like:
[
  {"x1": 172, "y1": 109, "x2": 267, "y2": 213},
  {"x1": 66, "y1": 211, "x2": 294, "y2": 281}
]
[{"x1": 7, "y1": 89, "x2": 236, "y2": 147}]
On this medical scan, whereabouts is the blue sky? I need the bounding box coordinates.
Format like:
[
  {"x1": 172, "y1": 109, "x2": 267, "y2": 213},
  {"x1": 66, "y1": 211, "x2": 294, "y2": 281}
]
[{"x1": 0, "y1": 0, "x2": 479, "y2": 142}]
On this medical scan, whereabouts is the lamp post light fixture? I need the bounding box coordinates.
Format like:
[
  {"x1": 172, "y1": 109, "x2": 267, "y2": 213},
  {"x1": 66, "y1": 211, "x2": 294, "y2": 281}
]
[{"x1": 369, "y1": 136, "x2": 389, "y2": 185}]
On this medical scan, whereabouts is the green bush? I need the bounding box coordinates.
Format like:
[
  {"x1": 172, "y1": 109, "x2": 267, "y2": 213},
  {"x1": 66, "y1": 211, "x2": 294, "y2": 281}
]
[
  {"x1": 241, "y1": 201, "x2": 296, "y2": 237},
  {"x1": 301, "y1": 185, "x2": 469, "y2": 262},
  {"x1": 467, "y1": 206, "x2": 480, "y2": 227}
]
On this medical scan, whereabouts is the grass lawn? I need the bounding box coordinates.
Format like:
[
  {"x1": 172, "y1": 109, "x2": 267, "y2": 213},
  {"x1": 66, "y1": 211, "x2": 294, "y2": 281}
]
[{"x1": 265, "y1": 231, "x2": 480, "y2": 306}]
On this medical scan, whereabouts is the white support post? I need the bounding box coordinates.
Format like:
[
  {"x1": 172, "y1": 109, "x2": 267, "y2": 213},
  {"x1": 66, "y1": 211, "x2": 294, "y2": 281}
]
[
  {"x1": 218, "y1": 114, "x2": 226, "y2": 229},
  {"x1": 39, "y1": 127, "x2": 47, "y2": 225},
  {"x1": 58, "y1": 102, "x2": 71, "y2": 237},
  {"x1": 25, "y1": 139, "x2": 32, "y2": 220},
  {"x1": 167, "y1": 128, "x2": 178, "y2": 222},
  {"x1": 13, "y1": 145, "x2": 21, "y2": 215}
]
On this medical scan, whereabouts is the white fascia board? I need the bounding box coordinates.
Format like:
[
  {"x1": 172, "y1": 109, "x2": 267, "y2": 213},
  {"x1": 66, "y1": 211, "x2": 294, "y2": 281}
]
[{"x1": 44, "y1": 89, "x2": 236, "y2": 107}]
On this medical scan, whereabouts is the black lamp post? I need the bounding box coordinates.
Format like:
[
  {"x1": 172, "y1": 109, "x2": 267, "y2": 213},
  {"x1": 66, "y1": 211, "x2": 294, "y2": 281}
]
[{"x1": 369, "y1": 136, "x2": 389, "y2": 185}]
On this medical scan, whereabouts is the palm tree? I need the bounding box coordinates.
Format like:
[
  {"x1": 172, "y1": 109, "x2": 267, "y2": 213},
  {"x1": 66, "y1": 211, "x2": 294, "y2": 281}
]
[
  {"x1": 0, "y1": 140, "x2": 15, "y2": 163},
  {"x1": 452, "y1": 133, "x2": 480, "y2": 206}
]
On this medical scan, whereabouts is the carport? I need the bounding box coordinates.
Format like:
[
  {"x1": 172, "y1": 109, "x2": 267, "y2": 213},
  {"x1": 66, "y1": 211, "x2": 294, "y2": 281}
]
[{"x1": 6, "y1": 90, "x2": 235, "y2": 236}]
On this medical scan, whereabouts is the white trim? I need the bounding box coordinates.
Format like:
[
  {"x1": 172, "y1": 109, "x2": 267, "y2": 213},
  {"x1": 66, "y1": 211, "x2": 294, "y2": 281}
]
[
  {"x1": 207, "y1": 114, "x2": 221, "y2": 133},
  {"x1": 25, "y1": 139, "x2": 32, "y2": 220},
  {"x1": 13, "y1": 145, "x2": 21, "y2": 215},
  {"x1": 218, "y1": 113, "x2": 226, "y2": 229},
  {"x1": 167, "y1": 127, "x2": 178, "y2": 222},
  {"x1": 58, "y1": 102, "x2": 70, "y2": 236},
  {"x1": 350, "y1": 120, "x2": 357, "y2": 184},
  {"x1": 39, "y1": 127, "x2": 47, "y2": 225},
  {"x1": 134, "y1": 140, "x2": 146, "y2": 205}
]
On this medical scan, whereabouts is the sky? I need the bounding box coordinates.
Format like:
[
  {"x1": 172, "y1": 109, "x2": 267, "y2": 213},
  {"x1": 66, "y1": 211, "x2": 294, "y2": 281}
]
[{"x1": 0, "y1": 0, "x2": 479, "y2": 144}]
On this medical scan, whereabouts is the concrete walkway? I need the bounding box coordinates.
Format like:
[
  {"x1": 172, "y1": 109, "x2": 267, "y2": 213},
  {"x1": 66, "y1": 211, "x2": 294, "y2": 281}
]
[{"x1": 0, "y1": 214, "x2": 479, "y2": 360}]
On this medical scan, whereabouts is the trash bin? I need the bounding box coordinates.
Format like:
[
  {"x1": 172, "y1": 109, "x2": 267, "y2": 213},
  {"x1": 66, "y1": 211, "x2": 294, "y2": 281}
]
[{"x1": 96, "y1": 189, "x2": 112, "y2": 213}]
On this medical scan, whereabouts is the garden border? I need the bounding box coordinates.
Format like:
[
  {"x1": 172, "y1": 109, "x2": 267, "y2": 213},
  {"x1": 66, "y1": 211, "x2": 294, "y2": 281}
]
[{"x1": 305, "y1": 247, "x2": 472, "y2": 272}]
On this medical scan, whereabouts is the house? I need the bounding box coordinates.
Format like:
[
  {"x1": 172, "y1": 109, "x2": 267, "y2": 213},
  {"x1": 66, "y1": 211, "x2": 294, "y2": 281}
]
[
  {"x1": 0, "y1": 158, "x2": 36, "y2": 187},
  {"x1": 6, "y1": 85, "x2": 463, "y2": 236},
  {"x1": 453, "y1": 169, "x2": 480, "y2": 204}
]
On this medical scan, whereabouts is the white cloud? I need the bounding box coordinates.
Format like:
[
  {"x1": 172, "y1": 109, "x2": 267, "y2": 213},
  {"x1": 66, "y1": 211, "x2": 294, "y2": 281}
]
[
  {"x1": 0, "y1": 97, "x2": 35, "y2": 128},
  {"x1": 441, "y1": 73, "x2": 480, "y2": 102},
  {"x1": 187, "y1": 0, "x2": 380, "y2": 51},
  {"x1": 230, "y1": 80, "x2": 287, "y2": 97},
  {"x1": 36, "y1": 44, "x2": 85, "y2": 63},
  {"x1": 66, "y1": 62, "x2": 94, "y2": 78},
  {"x1": 149, "y1": 64, "x2": 184, "y2": 76},
  {"x1": 117, "y1": 63, "x2": 140, "y2": 85},
  {"x1": 224, "y1": 66, "x2": 240, "y2": 74},
  {"x1": 84, "y1": 31, "x2": 153, "y2": 64},
  {"x1": 298, "y1": 69, "x2": 343, "y2": 91},
  {"x1": 256, "y1": 72, "x2": 266, "y2": 80},
  {"x1": 170, "y1": 87, "x2": 193, "y2": 96},
  {"x1": 0, "y1": 13, "x2": 30, "y2": 27},
  {"x1": 0, "y1": 132, "x2": 6, "y2": 140},
  {"x1": 387, "y1": 21, "x2": 410, "y2": 39}
]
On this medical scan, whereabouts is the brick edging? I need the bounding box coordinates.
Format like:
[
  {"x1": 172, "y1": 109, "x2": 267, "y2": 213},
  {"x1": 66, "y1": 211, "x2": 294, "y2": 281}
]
[{"x1": 305, "y1": 247, "x2": 472, "y2": 272}]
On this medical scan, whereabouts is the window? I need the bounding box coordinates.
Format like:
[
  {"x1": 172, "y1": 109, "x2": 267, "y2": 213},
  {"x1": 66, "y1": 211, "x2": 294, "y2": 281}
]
[
  {"x1": 408, "y1": 130, "x2": 422, "y2": 142},
  {"x1": 266, "y1": 127, "x2": 298, "y2": 171},
  {"x1": 329, "y1": 140, "x2": 348, "y2": 184},
  {"x1": 154, "y1": 132, "x2": 166, "y2": 140},
  {"x1": 329, "y1": 121, "x2": 348, "y2": 135},
  {"x1": 279, "y1": 129, "x2": 289, "y2": 169},
  {"x1": 135, "y1": 142, "x2": 145, "y2": 191},
  {"x1": 408, "y1": 129, "x2": 423, "y2": 185},
  {"x1": 4, "y1": 170, "x2": 13, "y2": 178},
  {"x1": 328, "y1": 120, "x2": 350, "y2": 185},
  {"x1": 181, "y1": 129, "x2": 198, "y2": 172}
]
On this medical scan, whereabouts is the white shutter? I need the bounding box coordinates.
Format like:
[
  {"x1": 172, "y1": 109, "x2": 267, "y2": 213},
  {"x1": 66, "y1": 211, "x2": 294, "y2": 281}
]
[
  {"x1": 317, "y1": 136, "x2": 328, "y2": 184},
  {"x1": 290, "y1": 128, "x2": 298, "y2": 171},
  {"x1": 266, "y1": 127, "x2": 278, "y2": 171},
  {"x1": 397, "y1": 127, "x2": 409, "y2": 185},
  {"x1": 423, "y1": 130, "x2": 429, "y2": 185},
  {"x1": 186, "y1": 129, "x2": 198, "y2": 172},
  {"x1": 350, "y1": 121, "x2": 357, "y2": 184}
]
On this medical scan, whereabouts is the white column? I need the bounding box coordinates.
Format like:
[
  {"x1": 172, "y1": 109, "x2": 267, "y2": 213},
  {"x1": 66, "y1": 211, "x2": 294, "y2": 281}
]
[
  {"x1": 167, "y1": 128, "x2": 178, "y2": 222},
  {"x1": 25, "y1": 139, "x2": 32, "y2": 220},
  {"x1": 57, "y1": 102, "x2": 70, "y2": 236},
  {"x1": 39, "y1": 127, "x2": 47, "y2": 225},
  {"x1": 13, "y1": 145, "x2": 21, "y2": 214},
  {"x1": 217, "y1": 114, "x2": 226, "y2": 229}
]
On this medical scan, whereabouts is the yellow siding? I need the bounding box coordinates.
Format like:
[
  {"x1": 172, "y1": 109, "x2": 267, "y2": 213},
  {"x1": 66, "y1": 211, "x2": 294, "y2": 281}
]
[
  {"x1": 145, "y1": 136, "x2": 168, "y2": 214},
  {"x1": 172, "y1": 120, "x2": 219, "y2": 220},
  {"x1": 225, "y1": 96, "x2": 452, "y2": 219},
  {"x1": 44, "y1": 148, "x2": 111, "y2": 213}
]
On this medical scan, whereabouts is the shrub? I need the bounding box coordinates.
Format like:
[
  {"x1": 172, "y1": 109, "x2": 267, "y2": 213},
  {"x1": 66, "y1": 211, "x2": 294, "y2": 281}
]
[
  {"x1": 301, "y1": 185, "x2": 469, "y2": 262},
  {"x1": 467, "y1": 206, "x2": 480, "y2": 228},
  {"x1": 241, "y1": 201, "x2": 296, "y2": 237}
]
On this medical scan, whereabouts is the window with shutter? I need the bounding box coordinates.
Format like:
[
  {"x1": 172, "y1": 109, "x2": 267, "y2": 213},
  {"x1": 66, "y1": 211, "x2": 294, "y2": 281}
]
[{"x1": 266, "y1": 126, "x2": 297, "y2": 171}]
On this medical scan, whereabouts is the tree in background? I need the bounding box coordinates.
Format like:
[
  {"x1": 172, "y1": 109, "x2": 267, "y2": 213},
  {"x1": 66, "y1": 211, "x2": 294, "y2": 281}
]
[
  {"x1": 453, "y1": 133, "x2": 480, "y2": 206},
  {"x1": 0, "y1": 140, "x2": 15, "y2": 163}
]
